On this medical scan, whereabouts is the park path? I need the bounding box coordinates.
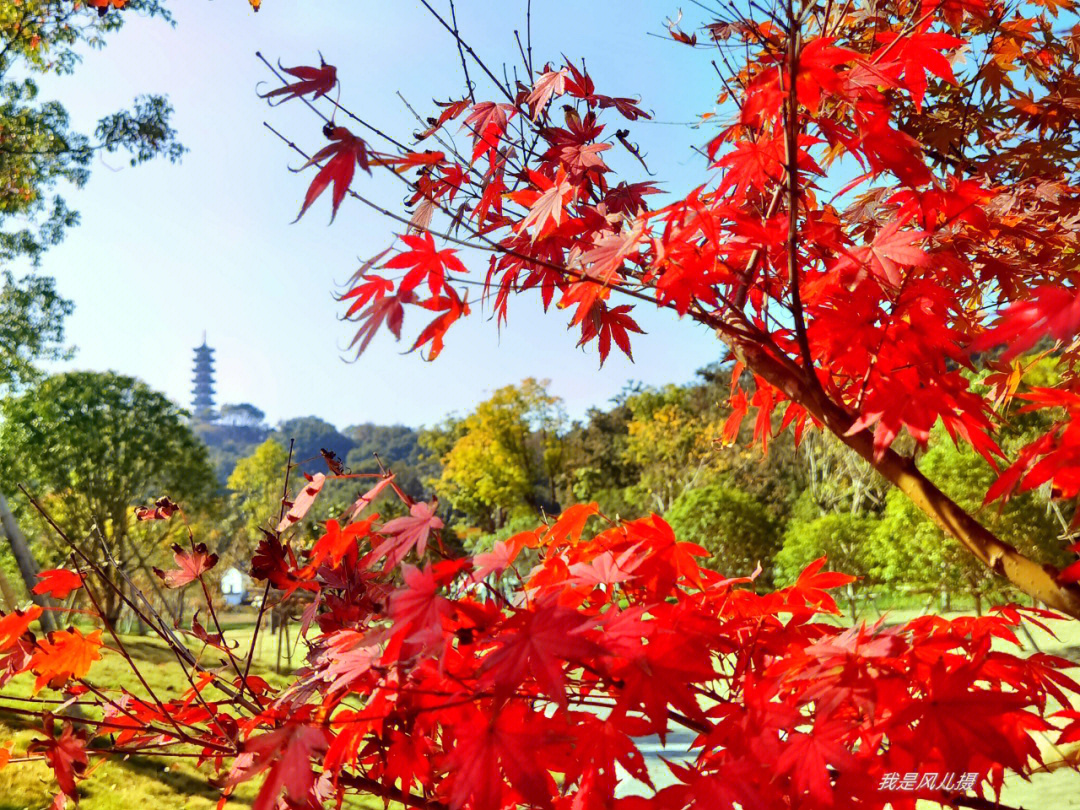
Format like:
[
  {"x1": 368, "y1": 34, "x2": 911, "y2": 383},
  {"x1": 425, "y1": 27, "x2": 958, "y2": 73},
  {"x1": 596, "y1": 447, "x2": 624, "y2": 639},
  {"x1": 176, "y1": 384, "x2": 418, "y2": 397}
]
[{"x1": 614, "y1": 726, "x2": 697, "y2": 798}]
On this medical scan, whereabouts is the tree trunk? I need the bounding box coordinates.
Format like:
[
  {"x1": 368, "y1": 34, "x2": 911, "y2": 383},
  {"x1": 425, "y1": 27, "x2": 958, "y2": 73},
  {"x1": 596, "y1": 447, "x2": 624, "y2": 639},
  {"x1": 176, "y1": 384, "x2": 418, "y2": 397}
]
[
  {"x1": 725, "y1": 331, "x2": 1080, "y2": 618},
  {"x1": 0, "y1": 565, "x2": 18, "y2": 610},
  {"x1": 0, "y1": 492, "x2": 57, "y2": 632}
]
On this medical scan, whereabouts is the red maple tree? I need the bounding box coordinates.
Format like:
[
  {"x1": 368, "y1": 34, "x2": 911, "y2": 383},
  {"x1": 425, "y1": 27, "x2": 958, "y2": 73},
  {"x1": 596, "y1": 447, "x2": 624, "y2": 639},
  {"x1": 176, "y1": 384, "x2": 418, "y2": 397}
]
[{"x1": 6, "y1": 0, "x2": 1080, "y2": 808}]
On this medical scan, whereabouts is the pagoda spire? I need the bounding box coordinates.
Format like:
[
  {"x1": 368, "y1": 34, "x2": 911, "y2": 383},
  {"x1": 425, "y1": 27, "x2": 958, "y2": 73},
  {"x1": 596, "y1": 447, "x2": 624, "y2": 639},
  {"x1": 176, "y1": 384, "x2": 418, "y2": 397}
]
[{"x1": 191, "y1": 335, "x2": 216, "y2": 421}]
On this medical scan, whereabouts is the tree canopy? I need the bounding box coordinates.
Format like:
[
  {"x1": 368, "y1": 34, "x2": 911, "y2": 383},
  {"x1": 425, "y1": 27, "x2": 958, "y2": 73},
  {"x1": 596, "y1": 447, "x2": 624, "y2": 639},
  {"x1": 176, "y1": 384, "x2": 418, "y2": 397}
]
[
  {"x1": 0, "y1": 0, "x2": 183, "y2": 264},
  {"x1": 0, "y1": 370, "x2": 215, "y2": 617}
]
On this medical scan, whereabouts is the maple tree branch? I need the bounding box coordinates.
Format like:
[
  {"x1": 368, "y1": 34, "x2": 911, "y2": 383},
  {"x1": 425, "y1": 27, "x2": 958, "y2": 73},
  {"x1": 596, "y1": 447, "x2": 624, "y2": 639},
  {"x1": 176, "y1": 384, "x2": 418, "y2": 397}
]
[
  {"x1": 714, "y1": 326, "x2": 1080, "y2": 619},
  {"x1": 21, "y1": 486, "x2": 255, "y2": 715},
  {"x1": 339, "y1": 772, "x2": 448, "y2": 810},
  {"x1": 261, "y1": 122, "x2": 748, "y2": 336},
  {"x1": 782, "y1": 0, "x2": 816, "y2": 378},
  {"x1": 416, "y1": 0, "x2": 516, "y2": 104},
  {"x1": 241, "y1": 439, "x2": 294, "y2": 696},
  {"x1": 448, "y1": 0, "x2": 475, "y2": 103},
  {"x1": 77, "y1": 574, "x2": 212, "y2": 749}
]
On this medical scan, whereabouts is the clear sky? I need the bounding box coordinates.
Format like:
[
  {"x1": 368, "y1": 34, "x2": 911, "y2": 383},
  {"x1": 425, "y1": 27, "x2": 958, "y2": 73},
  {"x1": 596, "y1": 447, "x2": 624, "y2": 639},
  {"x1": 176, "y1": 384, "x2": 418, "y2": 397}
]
[{"x1": 20, "y1": 1, "x2": 728, "y2": 429}]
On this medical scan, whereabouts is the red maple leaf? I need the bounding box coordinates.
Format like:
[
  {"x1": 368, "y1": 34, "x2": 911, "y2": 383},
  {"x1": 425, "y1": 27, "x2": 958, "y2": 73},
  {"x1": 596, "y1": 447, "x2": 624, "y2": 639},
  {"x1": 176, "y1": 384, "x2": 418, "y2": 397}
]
[
  {"x1": 388, "y1": 564, "x2": 450, "y2": 637},
  {"x1": 513, "y1": 169, "x2": 574, "y2": 240},
  {"x1": 873, "y1": 30, "x2": 962, "y2": 111},
  {"x1": 418, "y1": 96, "x2": 470, "y2": 139},
  {"x1": 33, "y1": 570, "x2": 84, "y2": 600},
  {"x1": 189, "y1": 610, "x2": 229, "y2": 649},
  {"x1": 865, "y1": 220, "x2": 931, "y2": 287},
  {"x1": 470, "y1": 538, "x2": 523, "y2": 583},
  {"x1": 410, "y1": 289, "x2": 471, "y2": 360},
  {"x1": 527, "y1": 67, "x2": 569, "y2": 119},
  {"x1": 384, "y1": 232, "x2": 468, "y2": 296},
  {"x1": 786, "y1": 556, "x2": 856, "y2": 613},
  {"x1": 302, "y1": 516, "x2": 376, "y2": 574},
  {"x1": 463, "y1": 101, "x2": 515, "y2": 164},
  {"x1": 153, "y1": 543, "x2": 219, "y2": 589},
  {"x1": 261, "y1": 59, "x2": 337, "y2": 102},
  {"x1": 480, "y1": 596, "x2": 597, "y2": 707},
  {"x1": 28, "y1": 719, "x2": 88, "y2": 801},
  {"x1": 774, "y1": 722, "x2": 858, "y2": 806},
  {"x1": 346, "y1": 475, "x2": 395, "y2": 521},
  {"x1": 372, "y1": 500, "x2": 443, "y2": 569},
  {"x1": 278, "y1": 473, "x2": 327, "y2": 532},
  {"x1": 446, "y1": 704, "x2": 555, "y2": 810},
  {"x1": 295, "y1": 126, "x2": 370, "y2": 222},
  {"x1": 134, "y1": 496, "x2": 179, "y2": 521},
  {"x1": 341, "y1": 272, "x2": 394, "y2": 318},
  {"x1": 972, "y1": 285, "x2": 1080, "y2": 360},
  {"x1": 228, "y1": 724, "x2": 329, "y2": 810},
  {"x1": 576, "y1": 302, "x2": 644, "y2": 363},
  {"x1": 346, "y1": 288, "x2": 417, "y2": 358}
]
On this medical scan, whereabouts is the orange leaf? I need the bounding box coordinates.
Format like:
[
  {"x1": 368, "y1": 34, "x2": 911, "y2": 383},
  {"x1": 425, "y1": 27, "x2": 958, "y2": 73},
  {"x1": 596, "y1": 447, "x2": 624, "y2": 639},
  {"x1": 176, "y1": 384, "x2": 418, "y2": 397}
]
[
  {"x1": 0, "y1": 606, "x2": 42, "y2": 651},
  {"x1": 33, "y1": 570, "x2": 84, "y2": 600},
  {"x1": 29, "y1": 628, "x2": 103, "y2": 692}
]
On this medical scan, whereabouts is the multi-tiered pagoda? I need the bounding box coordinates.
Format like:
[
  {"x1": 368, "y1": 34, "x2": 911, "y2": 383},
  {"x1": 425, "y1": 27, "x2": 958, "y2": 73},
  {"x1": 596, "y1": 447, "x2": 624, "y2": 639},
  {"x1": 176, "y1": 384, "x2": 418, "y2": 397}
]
[{"x1": 191, "y1": 335, "x2": 216, "y2": 421}]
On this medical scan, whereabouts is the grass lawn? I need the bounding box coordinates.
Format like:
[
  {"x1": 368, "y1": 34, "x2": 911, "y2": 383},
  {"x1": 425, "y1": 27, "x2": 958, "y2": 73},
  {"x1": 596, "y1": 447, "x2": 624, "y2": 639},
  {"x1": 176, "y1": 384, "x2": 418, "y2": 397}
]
[
  {"x1": 0, "y1": 613, "x2": 383, "y2": 810},
  {"x1": 4, "y1": 606, "x2": 1080, "y2": 809}
]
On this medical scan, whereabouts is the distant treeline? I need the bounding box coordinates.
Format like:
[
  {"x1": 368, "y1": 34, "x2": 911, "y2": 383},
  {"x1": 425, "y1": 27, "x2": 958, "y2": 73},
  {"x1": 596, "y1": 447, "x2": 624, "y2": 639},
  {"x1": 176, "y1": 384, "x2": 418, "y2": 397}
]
[{"x1": 202, "y1": 360, "x2": 1074, "y2": 610}]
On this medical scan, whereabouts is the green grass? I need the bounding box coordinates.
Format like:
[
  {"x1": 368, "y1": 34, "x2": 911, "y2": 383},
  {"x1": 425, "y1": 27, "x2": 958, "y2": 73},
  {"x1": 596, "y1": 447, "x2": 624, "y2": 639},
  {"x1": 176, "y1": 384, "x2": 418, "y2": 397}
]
[{"x1": 0, "y1": 612, "x2": 364, "y2": 810}]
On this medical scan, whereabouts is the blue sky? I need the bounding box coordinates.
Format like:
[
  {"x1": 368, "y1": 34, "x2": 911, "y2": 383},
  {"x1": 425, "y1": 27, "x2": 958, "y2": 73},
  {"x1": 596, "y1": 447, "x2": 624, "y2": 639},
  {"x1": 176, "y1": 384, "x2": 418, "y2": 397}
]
[{"x1": 22, "y1": 1, "x2": 729, "y2": 429}]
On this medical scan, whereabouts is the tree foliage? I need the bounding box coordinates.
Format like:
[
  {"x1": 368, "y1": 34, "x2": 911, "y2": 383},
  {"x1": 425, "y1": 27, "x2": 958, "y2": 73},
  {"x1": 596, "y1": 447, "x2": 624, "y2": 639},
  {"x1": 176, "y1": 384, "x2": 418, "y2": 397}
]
[
  {"x1": 0, "y1": 271, "x2": 72, "y2": 390},
  {"x1": 0, "y1": 371, "x2": 215, "y2": 618},
  {"x1": 776, "y1": 511, "x2": 878, "y2": 588},
  {"x1": 270, "y1": 0, "x2": 1080, "y2": 615},
  {"x1": 665, "y1": 484, "x2": 778, "y2": 579},
  {"x1": 865, "y1": 435, "x2": 1066, "y2": 599},
  {"x1": 0, "y1": 1, "x2": 184, "y2": 263},
  {"x1": 226, "y1": 437, "x2": 290, "y2": 549},
  {"x1": 274, "y1": 416, "x2": 355, "y2": 469},
  {"x1": 433, "y1": 379, "x2": 564, "y2": 531}
]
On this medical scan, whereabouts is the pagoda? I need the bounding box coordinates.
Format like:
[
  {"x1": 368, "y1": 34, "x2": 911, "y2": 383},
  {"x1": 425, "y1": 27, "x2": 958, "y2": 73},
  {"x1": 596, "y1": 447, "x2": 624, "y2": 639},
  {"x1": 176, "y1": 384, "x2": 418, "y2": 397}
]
[{"x1": 191, "y1": 334, "x2": 217, "y2": 421}]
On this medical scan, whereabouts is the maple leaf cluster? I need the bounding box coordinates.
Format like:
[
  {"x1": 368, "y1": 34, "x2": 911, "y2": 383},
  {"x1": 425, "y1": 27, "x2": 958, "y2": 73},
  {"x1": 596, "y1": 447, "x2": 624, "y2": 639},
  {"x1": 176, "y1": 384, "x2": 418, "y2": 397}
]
[
  {"x1": 4, "y1": 469, "x2": 1080, "y2": 810},
  {"x1": 258, "y1": 0, "x2": 1080, "y2": 613}
]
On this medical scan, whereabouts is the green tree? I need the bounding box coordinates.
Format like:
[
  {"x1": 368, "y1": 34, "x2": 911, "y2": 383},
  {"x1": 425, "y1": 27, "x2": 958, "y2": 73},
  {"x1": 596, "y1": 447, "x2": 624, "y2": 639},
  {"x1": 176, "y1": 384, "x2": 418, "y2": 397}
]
[
  {"x1": 0, "y1": 371, "x2": 215, "y2": 623},
  {"x1": 344, "y1": 423, "x2": 432, "y2": 502},
  {"x1": 615, "y1": 370, "x2": 804, "y2": 521},
  {"x1": 776, "y1": 512, "x2": 880, "y2": 618},
  {"x1": 226, "y1": 438, "x2": 290, "y2": 550},
  {"x1": 275, "y1": 416, "x2": 355, "y2": 470},
  {"x1": 864, "y1": 435, "x2": 1065, "y2": 612},
  {"x1": 218, "y1": 403, "x2": 267, "y2": 428},
  {"x1": 665, "y1": 485, "x2": 778, "y2": 580},
  {"x1": 1, "y1": 1, "x2": 183, "y2": 264},
  {"x1": 0, "y1": 272, "x2": 72, "y2": 624},
  {"x1": 0, "y1": 272, "x2": 72, "y2": 389},
  {"x1": 1, "y1": 1, "x2": 186, "y2": 624},
  {"x1": 622, "y1": 385, "x2": 726, "y2": 513},
  {"x1": 434, "y1": 379, "x2": 565, "y2": 531},
  {"x1": 559, "y1": 388, "x2": 641, "y2": 521}
]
